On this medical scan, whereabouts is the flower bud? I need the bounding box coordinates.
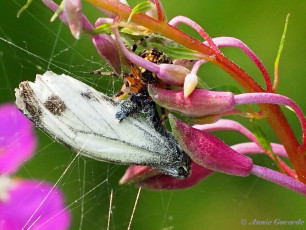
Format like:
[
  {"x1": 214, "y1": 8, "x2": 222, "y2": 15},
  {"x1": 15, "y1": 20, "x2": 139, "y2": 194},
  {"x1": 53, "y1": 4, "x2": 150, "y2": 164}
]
[
  {"x1": 183, "y1": 73, "x2": 198, "y2": 97},
  {"x1": 169, "y1": 115, "x2": 253, "y2": 176},
  {"x1": 92, "y1": 35, "x2": 121, "y2": 75},
  {"x1": 148, "y1": 86, "x2": 234, "y2": 117}
]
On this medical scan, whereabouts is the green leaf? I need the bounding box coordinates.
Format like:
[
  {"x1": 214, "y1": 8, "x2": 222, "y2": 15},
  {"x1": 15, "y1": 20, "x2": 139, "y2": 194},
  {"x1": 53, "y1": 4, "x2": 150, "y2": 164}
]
[
  {"x1": 127, "y1": 1, "x2": 155, "y2": 23},
  {"x1": 151, "y1": 42, "x2": 205, "y2": 60},
  {"x1": 17, "y1": 0, "x2": 33, "y2": 18},
  {"x1": 120, "y1": 28, "x2": 145, "y2": 36},
  {"x1": 273, "y1": 14, "x2": 290, "y2": 90},
  {"x1": 250, "y1": 119, "x2": 282, "y2": 170},
  {"x1": 275, "y1": 14, "x2": 290, "y2": 69}
]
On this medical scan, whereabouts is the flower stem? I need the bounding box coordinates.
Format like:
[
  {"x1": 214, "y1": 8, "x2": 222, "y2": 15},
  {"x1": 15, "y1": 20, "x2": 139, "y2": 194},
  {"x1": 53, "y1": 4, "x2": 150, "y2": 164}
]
[{"x1": 85, "y1": 0, "x2": 306, "y2": 183}]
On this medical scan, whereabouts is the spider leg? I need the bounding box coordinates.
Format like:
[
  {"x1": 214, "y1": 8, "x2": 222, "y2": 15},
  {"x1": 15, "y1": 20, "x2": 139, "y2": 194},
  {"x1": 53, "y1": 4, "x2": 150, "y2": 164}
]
[{"x1": 90, "y1": 71, "x2": 119, "y2": 77}]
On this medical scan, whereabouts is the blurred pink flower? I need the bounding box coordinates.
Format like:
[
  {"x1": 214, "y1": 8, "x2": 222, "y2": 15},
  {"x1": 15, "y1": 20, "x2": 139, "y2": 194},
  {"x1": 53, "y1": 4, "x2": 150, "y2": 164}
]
[
  {"x1": 0, "y1": 103, "x2": 71, "y2": 229},
  {"x1": 0, "y1": 179, "x2": 70, "y2": 230},
  {"x1": 0, "y1": 103, "x2": 36, "y2": 174}
]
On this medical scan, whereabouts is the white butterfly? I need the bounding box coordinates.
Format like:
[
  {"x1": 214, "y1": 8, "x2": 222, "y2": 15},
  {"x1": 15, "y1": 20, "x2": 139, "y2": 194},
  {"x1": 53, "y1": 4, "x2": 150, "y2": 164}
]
[{"x1": 15, "y1": 71, "x2": 190, "y2": 178}]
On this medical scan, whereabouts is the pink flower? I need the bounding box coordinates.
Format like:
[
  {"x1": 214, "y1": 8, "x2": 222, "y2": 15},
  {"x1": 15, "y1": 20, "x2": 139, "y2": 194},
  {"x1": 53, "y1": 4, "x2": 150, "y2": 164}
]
[
  {"x1": 170, "y1": 115, "x2": 253, "y2": 176},
  {"x1": 0, "y1": 104, "x2": 36, "y2": 174},
  {"x1": 168, "y1": 115, "x2": 306, "y2": 195},
  {"x1": 0, "y1": 103, "x2": 71, "y2": 229},
  {"x1": 0, "y1": 179, "x2": 70, "y2": 230}
]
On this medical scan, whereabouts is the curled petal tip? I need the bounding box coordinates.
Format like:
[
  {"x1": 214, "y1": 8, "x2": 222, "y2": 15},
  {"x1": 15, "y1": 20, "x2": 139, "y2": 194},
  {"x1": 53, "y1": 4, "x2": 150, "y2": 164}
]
[
  {"x1": 184, "y1": 73, "x2": 198, "y2": 97},
  {"x1": 169, "y1": 114, "x2": 253, "y2": 176}
]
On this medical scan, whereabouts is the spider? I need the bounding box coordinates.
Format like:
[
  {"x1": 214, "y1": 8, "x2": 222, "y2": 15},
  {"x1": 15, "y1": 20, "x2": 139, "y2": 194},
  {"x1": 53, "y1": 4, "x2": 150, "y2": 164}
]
[
  {"x1": 110, "y1": 37, "x2": 173, "y2": 134},
  {"x1": 91, "y1": 36, "x2": 173, "y2": 133}
]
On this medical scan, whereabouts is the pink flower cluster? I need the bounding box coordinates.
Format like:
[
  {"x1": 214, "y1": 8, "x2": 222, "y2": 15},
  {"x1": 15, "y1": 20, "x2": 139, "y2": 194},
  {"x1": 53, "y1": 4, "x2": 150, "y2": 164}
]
[{"x1": 39, "y1": 0, "x2": 306, "y2": 195}]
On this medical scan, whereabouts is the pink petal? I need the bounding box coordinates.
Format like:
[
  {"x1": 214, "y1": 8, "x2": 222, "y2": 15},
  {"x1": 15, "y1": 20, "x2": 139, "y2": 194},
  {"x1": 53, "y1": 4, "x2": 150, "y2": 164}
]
[
  {"x1": 0, "y1": 179, "x2": 71, "y2": 230},
  {"x1": 92, "y1": 35, "x2": 122, "y2": 75},
  {"x1": 119, "y1": 165, "x2": 160, "y2": 184},
  {"x1": 0, "y1": 104, "x2": 37, "y2": 174},
  {"x1": 120, "y1": 142, "x2": 288, "y2": 190},
  {"x1": 169, "y1": 114, "x2": 253, "y2": 176}
]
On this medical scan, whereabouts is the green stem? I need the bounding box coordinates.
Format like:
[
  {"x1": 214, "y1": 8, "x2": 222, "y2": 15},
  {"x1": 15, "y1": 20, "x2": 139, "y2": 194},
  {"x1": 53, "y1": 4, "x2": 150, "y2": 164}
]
[{"x1": 86, "y1": 0, "x2": 306, "y2": 183}]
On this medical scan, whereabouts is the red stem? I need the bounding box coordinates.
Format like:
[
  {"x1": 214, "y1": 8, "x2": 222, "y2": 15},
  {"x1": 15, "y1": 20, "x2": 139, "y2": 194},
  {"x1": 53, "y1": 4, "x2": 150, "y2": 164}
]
[{"x1": 153, "y1": 0, "x2": 166, "y2": 22}]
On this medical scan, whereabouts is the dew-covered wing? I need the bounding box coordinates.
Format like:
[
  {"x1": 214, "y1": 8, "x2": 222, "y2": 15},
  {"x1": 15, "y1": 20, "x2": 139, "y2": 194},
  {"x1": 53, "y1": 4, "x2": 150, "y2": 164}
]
[{"x1": 15, "y1": 71, "x2": 190, "y2": 178}]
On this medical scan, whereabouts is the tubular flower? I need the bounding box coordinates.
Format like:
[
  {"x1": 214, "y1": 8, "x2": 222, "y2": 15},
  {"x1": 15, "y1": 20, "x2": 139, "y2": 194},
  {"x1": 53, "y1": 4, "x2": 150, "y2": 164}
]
[
  {"x1": 0, "y1": 104, "x2": 71, "y2": 229},
  {"x1": 169, "y1": 115, "x2": 306, "y2": 195},
  {"x1": 120, "y1": 141, "x2": 290, "y2": 190},
  {"x1": 148, "y1": 86, "x2": 306, "y2": 144},
  {"x1": 169, "y1": 115, "x2": 253, "y2": 176},
  {"x1": 119, "y1": 117, "x2": 306, "y2": 193}
]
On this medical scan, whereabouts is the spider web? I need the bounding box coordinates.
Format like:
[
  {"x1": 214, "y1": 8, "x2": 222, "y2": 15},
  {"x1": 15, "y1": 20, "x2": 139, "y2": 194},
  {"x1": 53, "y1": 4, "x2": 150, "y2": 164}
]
[{"x1": 1, "y1": 1, "x2": 306, "y2": 230}]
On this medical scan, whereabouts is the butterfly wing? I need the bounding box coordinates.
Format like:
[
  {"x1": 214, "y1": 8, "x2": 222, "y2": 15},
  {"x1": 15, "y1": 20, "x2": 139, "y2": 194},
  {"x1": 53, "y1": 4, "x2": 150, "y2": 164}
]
[{"x1": 15, "y1": 71, "x2": 190, "y2": 178}]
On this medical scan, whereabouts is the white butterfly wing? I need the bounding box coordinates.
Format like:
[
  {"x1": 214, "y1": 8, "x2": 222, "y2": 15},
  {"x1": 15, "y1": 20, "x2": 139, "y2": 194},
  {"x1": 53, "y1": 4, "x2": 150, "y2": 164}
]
[{"x1": 15, "y1": 71, "x2": 190, "y2": 178}]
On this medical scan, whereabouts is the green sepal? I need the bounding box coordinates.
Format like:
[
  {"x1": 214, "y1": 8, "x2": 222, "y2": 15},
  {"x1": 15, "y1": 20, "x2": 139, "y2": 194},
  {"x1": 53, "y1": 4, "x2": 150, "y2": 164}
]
[
  {"x1": 250, "y1": 119, "x2": 281, "y2": 170},
  {"x1": 88, "y1": 24, "x2": 113, "y2": 35}
]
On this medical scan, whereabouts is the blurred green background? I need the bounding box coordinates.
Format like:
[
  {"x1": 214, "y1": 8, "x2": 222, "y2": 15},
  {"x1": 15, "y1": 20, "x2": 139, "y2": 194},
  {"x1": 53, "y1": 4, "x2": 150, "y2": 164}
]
[{"x1": 0, "y1": 0, "x2": 305, "y2": 229}]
